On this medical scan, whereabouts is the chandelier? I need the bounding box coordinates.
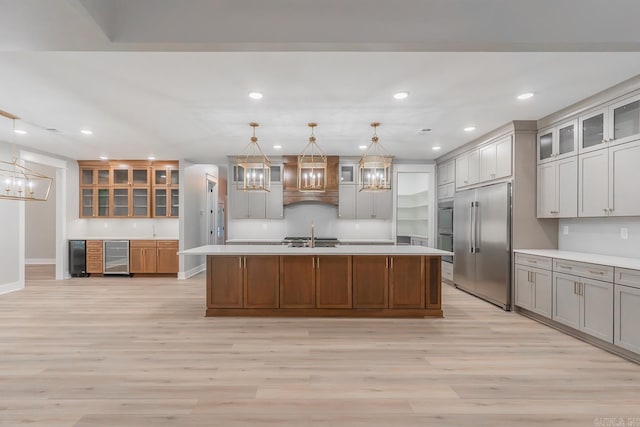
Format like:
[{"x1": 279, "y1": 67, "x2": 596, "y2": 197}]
[
  {"x1": 297, "y1": 122, "x2": 327, "y2": 192},
  {"x1": 235, "y1": 122, "x2": 271, "y2": 192},
  {"x1": 0, "y1": 111, "x2": 53, "y2": 202},
  {"x1": 359, "y1": 122, "x2": 392, "y2": 192}
]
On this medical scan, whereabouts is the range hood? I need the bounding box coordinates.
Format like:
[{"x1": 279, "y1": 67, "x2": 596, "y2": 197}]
[{"x1": 282, "y1": 155, "x2": 339, "y2": 206}]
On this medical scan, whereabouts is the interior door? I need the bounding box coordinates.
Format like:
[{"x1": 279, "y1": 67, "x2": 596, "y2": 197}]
[
  {"x1": 474, "y1": 182, "x2": 511, "y2": 309},
  {"x1": 453, "y1": 188, "x2": 475, "y2": 293}
]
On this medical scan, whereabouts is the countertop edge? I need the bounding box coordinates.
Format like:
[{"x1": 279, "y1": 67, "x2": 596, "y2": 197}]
[{"x1": 514, "y1": 249, "x2": 640, "y2": 271}]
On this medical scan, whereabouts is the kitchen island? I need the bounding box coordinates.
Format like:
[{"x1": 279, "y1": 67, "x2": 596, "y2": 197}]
[{"x1": 180, "y1": 245, "x2": 452, "y2": 318}]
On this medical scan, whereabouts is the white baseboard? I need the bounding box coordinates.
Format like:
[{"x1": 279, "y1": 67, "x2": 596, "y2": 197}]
[
  {"x1": 0, "y1": 280, "x2": 24, "y2": 295},
  {"x1": 25, "y1": 258, "x2": 55, "y2": 265},
  {"x1": 178, "y1": 263, "x2": 206, "y2": 280}
]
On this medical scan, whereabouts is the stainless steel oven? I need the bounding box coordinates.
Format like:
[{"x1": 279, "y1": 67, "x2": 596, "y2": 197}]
[{"x1": 437, "y1": 200, "x2": 453, "y2": 263}]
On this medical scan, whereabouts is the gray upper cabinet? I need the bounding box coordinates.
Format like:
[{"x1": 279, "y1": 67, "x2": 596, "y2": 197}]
[
  {"x1": 266, "y1": 184, "x2": 283, "y2": 219},
  {"x1": 437, "y1": 160, "x2": 455, "y2": 186},
  {"x1": 579, "y1": 94, "x2": 640, "y2": 154},
  {"x1": 579, "y1": 108, "x2": 608, "y2": 155},
  {"x1": 356, "y1": 189, "x2": 392, "y2": 220},
  {"x1": 338, "y1": 184, "x2": 356, "y2": 219},
  {"x1": 229, "y1": 162, "x2": 283, "y2": 220},
  {"x1": 537, "y1": 120, "x2": 578, "y2": 164},
  {"x1": 537, "y1": 156, "x2": 577, "y2": 218},
  {"x1": 230, "y1": 186, "x2": 267, "y2": 219}
]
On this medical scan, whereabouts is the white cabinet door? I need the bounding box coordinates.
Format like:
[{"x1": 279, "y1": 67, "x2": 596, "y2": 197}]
[
  {"x1": 495, "y1": 135, "x2": 512, "y2": 179},
  {"x1": 266, "y1": 184, "x2": 283, "y2": 219},
  {"x1": 515, "y1": 265, "x2": 533, "y2": 310},
  {"x1": 532, "y1": 268, "x2": 552, "y2": 318},
  {"x1": 230, "y1": 186, "x2": 249, "y2": 219},
  {"x1": 248, "y1": 192, "x2": 266, "y2": 219},
  {"x1": 455, "y1": 155, "x2": 469, "y2": 188},
  {"x1": 552, "y1": 272, "x2": 581, "y2": 329},
  {"x1": 437, "y1": 183, "x2": 455, "y2": 200},
  {"x1": 608, "y1": 93, "x2": 640, "y2": 147},
  {"x1": 579, "y1": 108, "x2": 609, "y2": 154},
  {"x1": 373, "y1": 190, "x2": 393, "y2": 220},
  {"x1": 609, "y1": 139, "x2": 640, "y2": 217},
  {"x1": 614, "y1": 284, "x2": 640, "y2": 353},
  {"x1": 578, "y1": 149, "x2": 609, "y2": 217},
  {"x1": 479, "y1": 142, "x2": 497, "y2": 182},
  {"x1": 437, "y1": 160, "x2": 455, "y2": 186},
  {"x1": 355, "y1": 190, "x2": 374, "y2": 219},
  {"x1": 557, "y1": 156, "x2": 578, "y2": 218},
  {"x1": 580, "y1": 277, "x2": 613, "y2": 343},
  {"x1": 338, "y1": 185, "x2": 356, "y2": 219},
  {"x1": 467, "y1": 150, "x2": 480, "y2": 185},
  {"x1": 537, "y1": 162, "x2": 557, "y2": 218}
]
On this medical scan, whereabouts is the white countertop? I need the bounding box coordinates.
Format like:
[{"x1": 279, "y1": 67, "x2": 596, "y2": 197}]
[
  {"x1": 68, "y1": 237, "x2": 178, "y2": 241},
  {"x1": 226, "y1": 239, "x2": 397, "y2": 244},
  {"x1": 181, "y1": 244, "x2": 453, "y2": 256},
  {"x1": 514, "y1": 249, "x2": 640, "y2": 270}
]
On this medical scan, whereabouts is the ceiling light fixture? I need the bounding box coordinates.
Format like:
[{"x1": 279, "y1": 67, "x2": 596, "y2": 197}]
[
  {"x1": 273, "y1": 145, "x2": 282, "y2": 150},
  {"x1": 464, "y1": 126, "x2": 476, "y2": 132},
  {"x1": 80, "y1": 129, "x2": 93, "y2": 135},
  {"x1": 393, "y1": 91, "x2": 409, "y2": 100},
  {"x1": 359, "y1": 122, "x2": 392, "y2": 192},
  {"x1": 358, "y1": 145, "x2": 368, "y2": 150},
  {"x1": 432, "y1": 146, "x2": 441, "y2": 151},
  {"x1": 99, "y1": 156, "x2": 108, "y2": 160},
  {"x1": 147, "y1": 156, "x2": 156, "y2": 161},
  {"x1": 236, "y1": 122, "x2": 270, "y2": 192},
  {"x1": 298, "y1": 122, "x2": 327, "y2": 192},
  {"x1": 517, "y1": 92, "x2": 535, "y2": 100},
  {"x1": 0, "y1": 110, "x2": 53, "y2": 201},
  {"x1": 248, "y1": 92, "x2": 263, "y2": 100},
  {"x1": 14, "y1": 129, "x2": 27, "y2": 135}
]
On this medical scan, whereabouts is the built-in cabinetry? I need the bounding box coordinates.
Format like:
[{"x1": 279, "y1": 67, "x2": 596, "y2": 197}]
[
  {"x1": 436, "y1": 160, "x2": 455, "y2": 201},
  {"x1": 206, "y1": 254, "x2": 442, "y2": 317},
  {"x1": 86, "y1": 240, "x2": 103, "y2": 274},
  {"x1": 130, "y1": 240, "x2": 179, "y2": 274},
  {"x1": 514, "y1": 250, "x2": 640, "y2": 359},
  {"x1": 78, "y1": 160, "x2": 179, "y2": 218},
  {"x1": 229, "y1": 164, "x2": 283, "y2": 219},
  {"x1": 537, "y1": 157, "x2": 577, "y2": 218},
  {"x1": 338, "y1": 162, "x2": 357, "y2": 219},
  {"x1": 455, "y1": 135, "x2": 512, "y2": 190}
]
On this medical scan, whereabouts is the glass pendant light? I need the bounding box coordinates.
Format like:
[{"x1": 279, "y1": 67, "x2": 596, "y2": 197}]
[
  {"x1": 359, "y1": 122, "x2": 392, "y2": 192},
  {"x1": 297, "y1": 122, "x2": 327, "y2": 192},
  {"x1": 235, "y1": 122, "x2": 271, "y2": 192}
]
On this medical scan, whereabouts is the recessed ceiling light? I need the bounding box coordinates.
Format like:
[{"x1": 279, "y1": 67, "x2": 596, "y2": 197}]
[
  {"x1": 359, "y1": 145, "x2": 368, "y2": 150},
  {"x1": 432, "y1": 146, "x2": 441, "y2": 151},
  {"x1": 464, "y1": 126, "x2": 476, "y2": 132},
  {"x1": 248, "y1": 92, "x2": 263, "y2": 100},
  {"x1": 273, "y1": 145, "x2": 282, "y2": 150},
  {"x1": 393, "y1": 91, "x2": 409, "y2": 100},
  {"x1": 14, "y1": 129, "x2": 27, "y2": 135},
  {"x1": 99, "y1": 156, "x2": 108, "y2": 160},
  {"x1": 517, "y1": 92, "x2": 535, "y2": 100},
  {"x1": 80, "y1": 129, "x2": 93, "y2": 135},
  {"x1": 147, "y1": 156, "x2": 156, "y2": 160}
]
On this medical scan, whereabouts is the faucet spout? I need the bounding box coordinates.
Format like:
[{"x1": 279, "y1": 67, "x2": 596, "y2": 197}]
[{"x1": 310, "y1": 220, "x2": 315, "y2": 248}]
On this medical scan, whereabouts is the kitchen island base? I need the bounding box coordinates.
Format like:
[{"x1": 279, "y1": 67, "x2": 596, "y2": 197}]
[{"x1": 204, "y1": 251, "x2": 445, "y2": 318}]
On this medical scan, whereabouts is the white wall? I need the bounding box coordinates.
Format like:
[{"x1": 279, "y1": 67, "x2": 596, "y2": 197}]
[
  {"x1": 179, "y1": 161, "x2": 218, "y2": 279},
  {"x1": 0, "y1": 141, "x2": 24, "y2": 294},
  {"x1": 25, "y1": 162, "x2": 56, "y2": 263},
  {"x1": 559, "y1": 217, "x2": 640, "y2": 258}
]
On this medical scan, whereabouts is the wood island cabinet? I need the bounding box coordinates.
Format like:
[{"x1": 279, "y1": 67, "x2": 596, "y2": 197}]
[
  {"x1": 208, "y1": 256, "x2": 244, "y2": 308},
  {"x1": 353, "y1": 256, "x2": 389, "y2": 308},
  {"x1": 315, "y1": 255, "x2": 352, "y2": 309},
  {"x1": 389, "y1": 256, "x2": 425, "y2": 309},
  {"x1": 244, "y1": 256, "x2": 280, "y2": 308},
  {"x1": 279, "y1": 256, "x2": 316, "y2": 308}
]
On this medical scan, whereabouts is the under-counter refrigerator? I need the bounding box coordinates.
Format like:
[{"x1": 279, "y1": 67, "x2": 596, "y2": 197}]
[
  {"x1": 103, "y1": 240, "x2": 130, "y2": 275},
  {"x1": 453, "y1": 182, "x2": 511, "y2": 310}
]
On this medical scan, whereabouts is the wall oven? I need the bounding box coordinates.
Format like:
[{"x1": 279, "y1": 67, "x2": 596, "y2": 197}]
[{"x1": 437, "y1": 200, "x2": 453, "y2": 263}]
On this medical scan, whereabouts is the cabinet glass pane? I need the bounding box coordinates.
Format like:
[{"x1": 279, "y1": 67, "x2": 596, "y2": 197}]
[
  {"x1": 132, "y1": 169, "x2": 148, "y2": 185},
  {"x1": 582, "y1": 113, "x2": 604, "y2": 148},
  {"x1": 170, "y1": 189, "x2": 179, "y2": 217},
  {"x1": 113, "y1": 189, "x2": 129, "y2": 216},
  {"x1": 558, "y1": 124, "x2": 575, "y2": 155},
  {"x1": 233, "y1": 165, "x2": 245, "y2": 182},
  {"x1": 539, "y1": 132, "x2": 553, "y2": 160},
  {"x1": 341, "y1": 165, "x2": 354, "y2": 183},
  {"x1": 613, "y1": 100, "x2": 640, "y2": 141},
  {"x1": 81, "y1": 169, "x2": 94, "y2": 185},
  {"x1": 170, "y1": 169, "x2": 179, "y2": 185},
  {"x1": 113, "y1": 169, "x2": 129, "y2": 185},
  {"x1": 155, "y1": 189, "x2": 167, "y2": 216},
  {"x1": 270, "y1": 166, "x2": 281, "y2": 182},
  {"x1": 132, "y1": 188, "x2": 148, "y2": 216},
  {"x1": 97, "y1": 170, "x2": 109, "y2": 185},
  {"x1": 97, "y1": 189, "x2": 109, "y2": 216},
  {"x1": 155, "y1": 170, "x2": 167, "y2": 185},
  {"x1": 82, "y1": 188, "x2": 93, "y2": 216}
]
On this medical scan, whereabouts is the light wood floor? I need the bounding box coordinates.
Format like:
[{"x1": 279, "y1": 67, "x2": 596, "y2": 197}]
[{"x1": 1, "y1": 266, "x2": 639, "y2": 426}]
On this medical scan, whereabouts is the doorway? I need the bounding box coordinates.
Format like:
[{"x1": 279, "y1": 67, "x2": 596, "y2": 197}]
[{"x1": 206, "y1": 176, "x2": 225, "y2": 245}]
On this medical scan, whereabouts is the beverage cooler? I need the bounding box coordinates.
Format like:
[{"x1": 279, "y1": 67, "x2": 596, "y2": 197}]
[
  {"x1": 68, "y1": 240, "x2": 87, "y2": 277},
  {"x1": 104, "y1": 240, "x2": 130, "y2": 275}
]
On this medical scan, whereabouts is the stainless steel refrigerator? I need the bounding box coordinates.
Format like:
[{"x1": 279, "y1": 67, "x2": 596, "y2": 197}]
[{"x1": 453, "y1": 182, "x2": 511, "y2": 310}]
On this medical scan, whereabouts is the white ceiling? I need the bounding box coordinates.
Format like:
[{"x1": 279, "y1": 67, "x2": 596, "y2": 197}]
[{"x1": 1, "y1": 1, "x2": 640, "y2": 164}]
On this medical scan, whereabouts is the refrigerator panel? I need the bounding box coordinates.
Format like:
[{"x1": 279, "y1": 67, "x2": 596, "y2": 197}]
[
  {"x1": 474, "y1": 182, "x2": 511, "y2": 309},
  {"x1": 453, "y1": 188, "x2": 476, "y2": 293}
]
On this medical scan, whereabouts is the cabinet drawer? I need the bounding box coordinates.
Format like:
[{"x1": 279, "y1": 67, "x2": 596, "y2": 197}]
[
  {"x1": 86, "y1": 261, "x2": 103, "y2": 273},
  {"x1": 130, "y1": 240, "x2": 157, "y2": 248},
  {"x1": 615, "y1": 267, "x2": 640, "y2": 289},
  {"x1": 553, "y1": 259, "x2": 613, "y2": 282},
  {"x1": 87, "y1": 247, "x2": 103, "y2": 255},
  {"x1": 86, "y1": 240, "x2": 103, "y2": 247},
  {"x1": 515, "y1": 253, "x2": 552, "y2": 270},
  {"x1": 157, "y1": 240, "x2": 179, "y2": 247},
  {"x1": 87, "y1": 254, "x2": 102, "y2": 261}
]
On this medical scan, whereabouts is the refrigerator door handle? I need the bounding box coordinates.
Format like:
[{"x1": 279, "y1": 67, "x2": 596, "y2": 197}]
[
  {"x1": 473, "y1": 201, "x2": 480, "y2": 253},
  {"x1": 469, "y1": 201, "x2": 475, "y2": 253}
]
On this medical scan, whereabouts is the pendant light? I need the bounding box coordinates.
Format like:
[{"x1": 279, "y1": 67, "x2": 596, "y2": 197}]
[
  {"x1": 359, "y1": 122, "x2": 392, "y2": 192},
  {"x1": 235, "y1": 122, "x2": 271, "y2": 192},
  {"x1": 0, "y1": 110, "x2": 53, "y2": 201},
  {"x1": 297, "y1": 122, "x2": 327, "y2": 192}
]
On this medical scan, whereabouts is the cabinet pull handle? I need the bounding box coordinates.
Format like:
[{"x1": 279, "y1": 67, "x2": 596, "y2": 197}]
[
  {"x1": 385, "y1": 257, "x2": 388, "y2": 269},
  {"x1": 574, "y1": 282, "x2": 578, "y2": 294},
  {"x1": 527, "y1": 259, "x2": 537, "y2": 264},
  {"x1": 579, "y1": 283, "x2": 584, "y2": 296},
  {"x1": 558, "y1": 264, "x2": 572, "y2": 270},
  {"x1": 588, "y1": 270, "x2": 604, "y2": 275},
  {"x1": 316, "y1": 257, "x2": 319, "y2": 268},
  {"x1": 239, "y1": 257, "x2": 243, "y2": 269},
  {"x1": 390, "y1": 257, "x2": 394, "y2": 269},
  {"x1": 312, "y1": 257, "x2": 315, "y2": 269}
]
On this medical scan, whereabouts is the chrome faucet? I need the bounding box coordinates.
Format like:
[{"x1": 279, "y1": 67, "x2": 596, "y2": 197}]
[{"x1": 310, "y1": 220, "x2": 315, "y2": 248}]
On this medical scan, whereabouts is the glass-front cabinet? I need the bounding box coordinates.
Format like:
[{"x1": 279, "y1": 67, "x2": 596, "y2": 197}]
[
  {"x1": 537, "y1": 119, "x2": 578, "y2": 164},
  {"x1": 579, "y1": 94, "x2": 640, "y2": 154},
  {"x1": 152, "y1": 162, "x2": 180, "y2": 218},
  {"x1": 579, "y1": 109, "x2": 608, "y2": 154}
]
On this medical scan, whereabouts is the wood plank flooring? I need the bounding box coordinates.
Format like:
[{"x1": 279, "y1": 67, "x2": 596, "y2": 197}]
[{"x1": 0, "y1": 266, "x2": 639, "y2": 426}]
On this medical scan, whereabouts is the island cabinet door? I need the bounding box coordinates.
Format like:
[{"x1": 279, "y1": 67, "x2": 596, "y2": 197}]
[
  {"x1": 208, "y1": 256, "x2": 243, "y2": 308},
  {"x1": 352, "y1": 256, "x2": 389, "y2": 308},
  {"x1": 280, "y1": 256, "x2": 316, "y2": 308},
  {"x1": 315, "y1": 256, "x2": 352, "y2": 309},
  {"x1": 389, "y1": 256, "x2": 425, "y2": 309},
  {"x1": 243, "y1": 256, "x2": 280, "y2": 308}
]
